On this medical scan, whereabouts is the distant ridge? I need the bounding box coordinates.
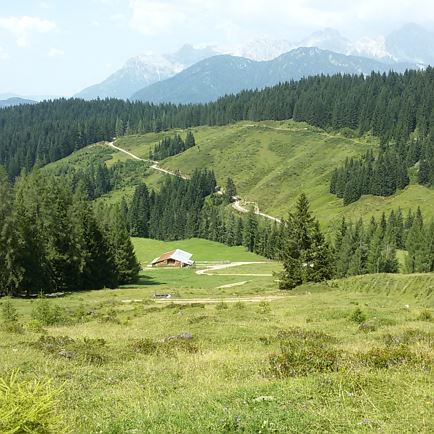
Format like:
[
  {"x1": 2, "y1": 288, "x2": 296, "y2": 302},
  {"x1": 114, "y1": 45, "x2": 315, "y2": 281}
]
[
  {"x1": 0, "y1": 97, "x2": 36, "y2": 108},
  {"x1": 132, "y1": 47, "x2": 416, "y2": 104}
]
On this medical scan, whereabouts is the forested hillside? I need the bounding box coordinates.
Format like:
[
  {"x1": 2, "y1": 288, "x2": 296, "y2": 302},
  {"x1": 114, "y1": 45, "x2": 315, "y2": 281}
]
[{"x1": 1, "y1": 69, "x2": 434, "y2": 185}]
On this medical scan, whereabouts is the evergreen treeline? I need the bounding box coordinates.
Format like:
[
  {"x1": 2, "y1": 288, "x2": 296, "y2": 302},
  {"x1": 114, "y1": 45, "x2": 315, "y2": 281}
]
[
  {"x1": 0, "y1": 166, "x2": 140, "y2": 296},
  {"x1": 335, "y1": 208, "x2": 434, "y2": 277},
  {"x1": 330, "y1": 150, "x2": 410, "y2": 204},
  {"x1": 123, "y1": 175, "x2": 281, "y2": 259},
  {"x1": 3, "y1": 68, "x2": 434, "y2": 185},
  {"x1": 50, "y1": 158, "x2": 149, "y2": 200},
  {"x1": 150, "y1": 131, "x2": 196, "y2": 160}
]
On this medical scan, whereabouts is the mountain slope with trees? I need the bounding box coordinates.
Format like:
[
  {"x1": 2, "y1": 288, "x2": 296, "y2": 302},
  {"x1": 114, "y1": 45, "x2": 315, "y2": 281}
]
[{"x1": 131, "y1": 48, "x2": 414, "y2": 104}]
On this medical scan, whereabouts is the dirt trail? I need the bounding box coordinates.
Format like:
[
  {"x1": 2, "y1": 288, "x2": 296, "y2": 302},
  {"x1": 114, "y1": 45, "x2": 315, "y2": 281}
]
[
  {"x1": 196, "y1": 261, "x2": 269, "y2": 276},
  {"x1": 107, "y1": 140, "x2": 279, "y2": 222},
  {"x1": 154, "y1": 295, "x2": 287, "y2": 304},
  {"x1": 232, "y1": 200, "x2": 281, "y2": 223},
  {"x1": 108, "y1": 141, "x2": 189, "y2": 180}
]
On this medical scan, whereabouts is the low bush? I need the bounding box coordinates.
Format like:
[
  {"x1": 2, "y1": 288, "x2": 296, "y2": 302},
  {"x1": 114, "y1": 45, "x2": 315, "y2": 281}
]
[
  {"x1": 257, "y1": 301, "x2": 271, "y2": 314},
  {"x1": 131, "y1": 334, "x2": 199, "y2": 356},
  {"x1": 358, "y1": 320, "x2": 378, "y2": 333},
  {"x1": 348, "y1": 307, "x2": 367, "y2": 324},
  {"x1": 0, "y1": 370, "x2": 65, "y2": 433},
  {"x1": 34, "y1": 335, "x2": 108, "y2": 365},
  {"x1": 131, "y1": 338, "x2": 159, "y2": 355},
  {"x1": 356, "y1": 346, "x2": 431, "y2": 369},
  {"x1": 97, "y1": 308, "x2": 121, "y2": 324},
  {"x1": 1, "y1": 300, "x2": 24, "y2": 333},
  {"x1": 216, "y1": 301, "x2": 228, "y2": 310},
  {"x1": 233, "y1": 301, "x2": 246, "y2": 310},
  {"x1": 31, "y1": 298, "x2": 65, "y2": 326},
  {"x1": 383, "y1": 329, "x2": 434, "y2": 347},
  {"x1": 417, "y1": 309, "x2": 433, "y2": 322},
  {"x1": 269, "y1": 327, "x2": 340, "y2": 377}
]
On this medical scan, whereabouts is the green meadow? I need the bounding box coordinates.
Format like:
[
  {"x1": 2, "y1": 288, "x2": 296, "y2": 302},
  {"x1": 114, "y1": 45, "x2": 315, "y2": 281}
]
[
  {"x1": 1, "y1": 237, "x2": 433, "y2": 433},
  {"x1": 47, "y1": 120, "x2": 434, "y2": 226}
]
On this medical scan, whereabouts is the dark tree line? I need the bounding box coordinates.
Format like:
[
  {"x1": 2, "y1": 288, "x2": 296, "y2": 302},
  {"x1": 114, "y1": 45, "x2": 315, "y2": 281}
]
[
  {"x1": 0, "y1": 166, "x2": 140, "y2": 296},
  {"x1": 49, "y1": 158, "x2": 149, "y2": 200},
  {"x1": 330, "y1": 150, "x2": 410, "y2": 204},
  {"x1": 122, "y1": 174, "x2": 282, "y2": 259},
  {"x1": 334, "y1": 208, "x2": 434, "y2": 277},
  {"x1": 2, "y1": 68, "x2": 434, "y2": 187},
  {"x1": 150, "y1": 131, "x2": 196, "y2": 160}
]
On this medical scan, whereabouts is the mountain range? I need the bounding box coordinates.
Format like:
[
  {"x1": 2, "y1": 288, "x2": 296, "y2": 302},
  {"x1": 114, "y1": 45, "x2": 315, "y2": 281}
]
[
  {"x1": 75, "y1": 44, "x2": 219, "y2": 100},
  {"x1": 131, "y1": 47, "x2": 415, "y2": 104},
  {"x1": 0, "y1": 97, "x2": 36, "y2": 108},
  {"x1": 71, "y1": 23, "x2": 434, "y2": 103}
]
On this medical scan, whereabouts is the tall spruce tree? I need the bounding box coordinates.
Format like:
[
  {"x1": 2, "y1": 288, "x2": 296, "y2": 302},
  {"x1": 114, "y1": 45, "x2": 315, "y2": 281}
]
[
  {"x1": 0, "y1": 166, "x2": 22, "y2": 295},
  {"x1": 224, "y1": 177, "x2": 237, "y2": 203},
  {"x1": 129, "y1": 183, "x2": 150, "y2": 237},
  {"x1": 279, "y1": 193, "x2": 332, "y2": 289}
]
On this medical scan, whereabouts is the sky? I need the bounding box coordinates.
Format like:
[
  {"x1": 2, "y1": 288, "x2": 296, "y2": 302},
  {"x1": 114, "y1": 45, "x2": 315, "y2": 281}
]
[{"x1": 1, "y1": 0, "x2": 434, "y2": 97}]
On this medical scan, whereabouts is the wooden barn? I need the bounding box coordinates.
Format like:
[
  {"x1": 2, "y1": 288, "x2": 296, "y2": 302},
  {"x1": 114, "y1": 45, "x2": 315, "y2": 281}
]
[{"x1": 151, "y1": 249, "x2": 194, "y2": 268}]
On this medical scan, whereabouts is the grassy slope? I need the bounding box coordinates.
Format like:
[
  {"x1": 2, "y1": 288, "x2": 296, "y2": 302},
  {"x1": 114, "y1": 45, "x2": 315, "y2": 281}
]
[
  {"x1": 132, "y1": 237, "x2": 268, "y2": 264},
  {"x1": 1, "y1": 272, "x2": 433, "y2": 433},
  {"x1": 117, "y1": 120, "x2": 434, "y2": 225}
]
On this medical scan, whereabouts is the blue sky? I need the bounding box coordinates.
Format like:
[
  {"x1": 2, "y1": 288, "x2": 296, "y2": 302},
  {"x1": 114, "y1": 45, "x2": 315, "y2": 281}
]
[{"x1": 1, "y1": 0, "x2": 433, "y2": 96}]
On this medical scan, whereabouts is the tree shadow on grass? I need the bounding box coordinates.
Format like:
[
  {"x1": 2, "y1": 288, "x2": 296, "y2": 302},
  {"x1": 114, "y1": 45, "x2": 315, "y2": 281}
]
[{"x1": 122, "y1": 274, "x2": 166, "y2": 288}]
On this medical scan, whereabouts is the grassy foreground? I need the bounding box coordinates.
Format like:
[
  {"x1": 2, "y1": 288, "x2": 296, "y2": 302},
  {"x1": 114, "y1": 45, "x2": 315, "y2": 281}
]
[{"x1": 1, "y1": 263, "x2": 433, "y2": 433}]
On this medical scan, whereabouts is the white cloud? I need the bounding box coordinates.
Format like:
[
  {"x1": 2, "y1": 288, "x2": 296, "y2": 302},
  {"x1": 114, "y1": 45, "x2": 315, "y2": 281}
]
[
  {"x1": 128, "y1": 0, "x2": 434, "y2": 43},
  {"x1": 0, "y1": 16, "x2": 56, "y2": 47},
  {"x1": 0, "y1": 46, "x2": 9, "y2": 60},
  {"x1": 48, "y1": 47, "x2": 64, "y2": 58}
]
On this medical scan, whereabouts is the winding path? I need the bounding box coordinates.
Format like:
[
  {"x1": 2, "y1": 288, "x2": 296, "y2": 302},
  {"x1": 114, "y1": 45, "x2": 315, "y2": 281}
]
[
  {"x1": 107, "y1": 140, "x2": 280, "y2": 222},
  {"x1": 196, "y1": 261, "x2": 270, "y2": 276}
]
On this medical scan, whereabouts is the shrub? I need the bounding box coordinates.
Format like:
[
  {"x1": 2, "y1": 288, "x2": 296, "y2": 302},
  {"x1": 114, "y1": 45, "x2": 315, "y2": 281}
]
[
  {"x1": 25, "y1": 319, "x2": 47, "y2": 334},
  {"x1": 417, "y1": 310, "x2": 433, "y2": 322},
  {"x1": 0, "y1": 370, "x2": 65, "y2": 433},
  {"x1": 131, "y1": 335, "x2": 199, "y2": 356},
  {"x1": 357, "y1": 346, "x2": 429, "y2": 369},
  {"x1": 97, "y1": 308, "x2": 120, "y2": 324},
  {"x1": 131, "y1": 338, "x2": 158, "y2": 355},
  {"x1": 233, "y1": 301, "x2": 246, "y2": 310},
  {"x1": 1, "y1": 300, "x2": 24, "y2": 333},
  {"x1": 216, "y1": 301, "x2": 228, "y2": 310},
  {"x1": 31, "y1": 298, "x2": 65, "y2": 326},
  {"x1": 269, "y1": 328, "x2": 340, "y2": 377},
  {"x1": 257, "y1": 301, "x2": 271, "y2": 314},
  {"x1": 358, "y1": 320, "x2": 378, "y2": 333},
  {"x1": 383, "y1": 329, "x2": 434, "y2": 347},
  {"x1": 348, "y1": 307, "x2": 367, "y2": 324},
  {"x1": 34, "y1": 335, "x2": 108, "y2": 365}
]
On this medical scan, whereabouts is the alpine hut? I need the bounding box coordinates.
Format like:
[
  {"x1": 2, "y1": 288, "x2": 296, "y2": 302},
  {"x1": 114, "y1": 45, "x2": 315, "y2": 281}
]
[{"x1": 151, "y1": 249, "x2": 194, "y2": 268}]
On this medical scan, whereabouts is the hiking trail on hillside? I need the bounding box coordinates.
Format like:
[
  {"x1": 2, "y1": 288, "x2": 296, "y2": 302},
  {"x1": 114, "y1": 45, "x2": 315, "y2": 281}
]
[{"x1": 107, "y1": 140, "x2": 281, "y2": 222}]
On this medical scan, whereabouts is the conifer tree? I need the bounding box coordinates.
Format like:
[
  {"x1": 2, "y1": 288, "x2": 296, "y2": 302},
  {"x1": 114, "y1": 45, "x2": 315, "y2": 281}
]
[
  {"x1": 243, "y1": 207, "x2": 258, "y2": 252},
  {"x1": 107, "y1": 206, "x2": 140, "y2": 284},
  {"x1": 224, "y1": 177, "x2": 237, "y2": 203},
  {"x1": 129, "y1": 183, "x2": 150, "y2": 237},
  {"x1": 0, "y1": 167, "x2": 22, "y2": 295},
  {"x1": 279, "y1": 194, "x2": 332, "y2": 289}
]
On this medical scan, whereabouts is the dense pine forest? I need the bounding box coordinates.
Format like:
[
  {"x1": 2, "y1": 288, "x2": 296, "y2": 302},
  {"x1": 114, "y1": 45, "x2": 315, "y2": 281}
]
[
  {"x1": 2, "y1": 69, "x2": 434, "y2": 191},
  {"x1": 150, "y1": 131, "x2": 196, "y2": 160},
  {"x1": 0, "y1": 167, "x2": 140, "y2": 296},
  {"x1": 117, "y1": 175, "x2": 433, "y2": 288}
]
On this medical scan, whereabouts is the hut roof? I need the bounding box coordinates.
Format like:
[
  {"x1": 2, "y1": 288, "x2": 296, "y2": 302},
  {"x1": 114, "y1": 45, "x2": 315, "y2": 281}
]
[{"x1": 151, "y1": 249, "x2": 194, "y2": 266}]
